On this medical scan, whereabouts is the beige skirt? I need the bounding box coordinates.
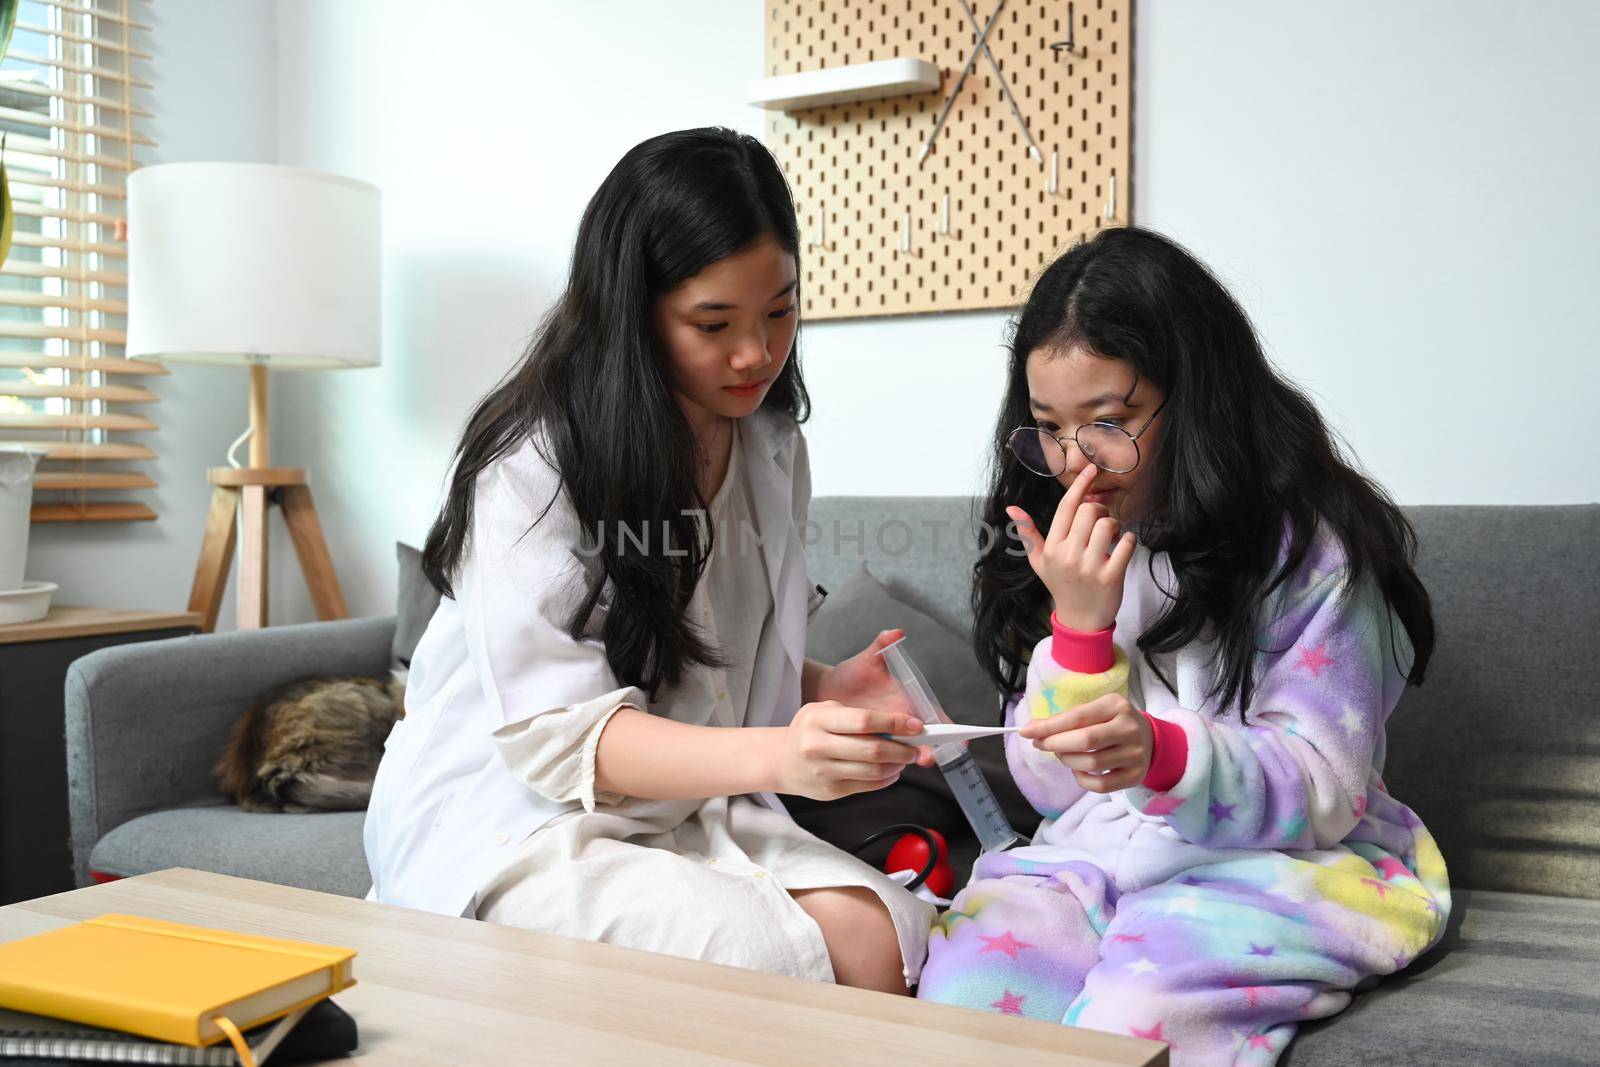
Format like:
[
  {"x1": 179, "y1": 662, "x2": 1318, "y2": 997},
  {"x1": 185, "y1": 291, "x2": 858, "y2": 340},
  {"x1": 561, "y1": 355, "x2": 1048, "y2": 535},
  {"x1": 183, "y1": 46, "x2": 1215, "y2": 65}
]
[{"x1": 475, "y1": 793, "x2": 935, "y2": 988}]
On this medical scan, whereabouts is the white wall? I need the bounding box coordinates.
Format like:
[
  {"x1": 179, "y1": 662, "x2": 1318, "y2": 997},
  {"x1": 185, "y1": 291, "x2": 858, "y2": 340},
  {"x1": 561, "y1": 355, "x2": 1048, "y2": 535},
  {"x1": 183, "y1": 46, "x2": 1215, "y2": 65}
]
[
  {"x1": 64, "y1": 0, "x2": 1594, "y2": 627},
  {"x1": 24, "y1": 0, "x2": 276, "y2": 622},
  {"x1": 267, "y1": 0, "x2": 779, "y2": 625},
  {"x1": 1133, "y1": 1, "x2": 1600, "y2": 508}
]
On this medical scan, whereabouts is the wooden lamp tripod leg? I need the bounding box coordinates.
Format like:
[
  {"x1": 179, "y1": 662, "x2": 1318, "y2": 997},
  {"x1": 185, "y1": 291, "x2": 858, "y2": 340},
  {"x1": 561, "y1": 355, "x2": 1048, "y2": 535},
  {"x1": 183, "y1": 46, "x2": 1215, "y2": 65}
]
[
  {"x1": 188, "y1": 486, "x2": 239, "y2": 634},
  {"x1": 237, "y1": 484, "x2": 271, "y2": 630},
  {"x1": 281, "y1": 485, "x2": 349, "y2": 621}
]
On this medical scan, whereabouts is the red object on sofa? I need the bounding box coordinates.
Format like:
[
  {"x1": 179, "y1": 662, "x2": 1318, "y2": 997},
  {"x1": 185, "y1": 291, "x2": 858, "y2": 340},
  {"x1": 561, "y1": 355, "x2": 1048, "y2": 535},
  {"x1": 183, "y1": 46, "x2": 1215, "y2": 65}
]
[{"x1": 885, "y1": 829, "x2": 954, "y2": 898}]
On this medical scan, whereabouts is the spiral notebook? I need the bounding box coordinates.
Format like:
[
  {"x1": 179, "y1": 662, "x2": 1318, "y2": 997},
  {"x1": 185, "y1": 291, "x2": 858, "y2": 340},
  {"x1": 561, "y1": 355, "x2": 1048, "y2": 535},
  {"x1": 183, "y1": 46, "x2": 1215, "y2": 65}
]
[{"x1": 0, "y1": 997, "x2": 357, "y2": 1065}]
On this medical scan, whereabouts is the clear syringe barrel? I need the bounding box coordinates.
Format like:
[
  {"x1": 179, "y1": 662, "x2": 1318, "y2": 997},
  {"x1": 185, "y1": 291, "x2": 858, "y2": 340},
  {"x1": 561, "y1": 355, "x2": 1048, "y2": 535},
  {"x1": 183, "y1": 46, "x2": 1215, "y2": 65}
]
[{"x1": 879, "y1": 638, "x2": 1019, "y2": 854}]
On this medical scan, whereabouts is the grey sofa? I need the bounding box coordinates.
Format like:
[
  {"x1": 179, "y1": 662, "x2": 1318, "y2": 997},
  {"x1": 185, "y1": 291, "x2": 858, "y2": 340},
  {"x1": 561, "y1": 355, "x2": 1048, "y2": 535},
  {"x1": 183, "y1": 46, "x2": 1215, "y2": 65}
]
[{"x1": 65, "y1": 501, "x2": 1600, "y2": 1064}]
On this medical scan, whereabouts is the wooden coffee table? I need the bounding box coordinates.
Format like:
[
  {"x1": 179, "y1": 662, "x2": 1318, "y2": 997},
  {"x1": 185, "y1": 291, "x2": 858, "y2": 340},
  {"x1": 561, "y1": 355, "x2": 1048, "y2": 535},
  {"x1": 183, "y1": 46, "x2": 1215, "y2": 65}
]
[{"x1": 0, "y1": 869, "x2": 1167, "y2": 1065}]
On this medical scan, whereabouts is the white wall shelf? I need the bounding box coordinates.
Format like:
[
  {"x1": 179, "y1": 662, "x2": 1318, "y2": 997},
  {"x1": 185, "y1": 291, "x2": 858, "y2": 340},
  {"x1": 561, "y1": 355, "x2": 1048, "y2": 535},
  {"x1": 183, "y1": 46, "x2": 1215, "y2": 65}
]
[{"x1": 746, "y1": 58, "x2": 940, "y2": 112}]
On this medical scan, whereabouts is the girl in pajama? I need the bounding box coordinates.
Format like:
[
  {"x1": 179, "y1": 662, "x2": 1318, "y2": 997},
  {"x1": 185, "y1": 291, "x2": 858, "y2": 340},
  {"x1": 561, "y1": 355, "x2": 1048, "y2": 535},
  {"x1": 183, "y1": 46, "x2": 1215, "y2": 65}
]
[{"x1": 917, "y1": 227, "x2": 1450, "y2": 1063}]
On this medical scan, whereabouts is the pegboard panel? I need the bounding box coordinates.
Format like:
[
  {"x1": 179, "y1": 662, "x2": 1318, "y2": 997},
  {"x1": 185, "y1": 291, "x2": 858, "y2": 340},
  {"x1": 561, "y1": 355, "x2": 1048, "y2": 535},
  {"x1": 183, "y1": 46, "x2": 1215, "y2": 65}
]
[{"x1": 764, "y1": 1, "x2": 1131, "y2": 319}]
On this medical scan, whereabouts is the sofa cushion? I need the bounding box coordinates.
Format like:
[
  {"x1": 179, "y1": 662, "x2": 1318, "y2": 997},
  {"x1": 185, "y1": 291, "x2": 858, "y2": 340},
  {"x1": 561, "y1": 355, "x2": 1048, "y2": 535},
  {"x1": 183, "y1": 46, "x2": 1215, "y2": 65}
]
[
  {"x1": 804, "y1": 496, "x2": 986, "y2": 643},
  {"x1": 1286, "y1": 888, "x2": 1600, "y2": 1065},
  {"x1": 392, "y1": 541, "x2": 442, "y2": 668},
  {"x1": 88, "y1": 803, "x2": 370, "y2": 898},
  {"x1": 1383, "y1": 505, "x2": 1600, "y2": 899}
]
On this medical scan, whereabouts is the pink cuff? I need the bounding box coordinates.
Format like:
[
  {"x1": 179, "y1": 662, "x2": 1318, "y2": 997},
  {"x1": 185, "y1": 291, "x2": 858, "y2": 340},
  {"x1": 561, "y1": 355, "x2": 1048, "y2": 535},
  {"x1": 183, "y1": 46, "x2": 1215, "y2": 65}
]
[
  {"x1": 1050, "y1": 615, "x2": 1116, "y2": 673},
  {"x1": 1140, "y1": 711, "x2": 1188, "y2": 792}
]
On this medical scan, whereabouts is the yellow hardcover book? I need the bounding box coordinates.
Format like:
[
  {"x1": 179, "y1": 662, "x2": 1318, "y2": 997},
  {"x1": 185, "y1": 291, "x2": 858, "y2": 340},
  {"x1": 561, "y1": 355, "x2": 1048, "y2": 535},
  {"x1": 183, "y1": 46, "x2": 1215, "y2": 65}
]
[{"x1": 0, "y1": 913, "x2": 356, "y2": 1048}]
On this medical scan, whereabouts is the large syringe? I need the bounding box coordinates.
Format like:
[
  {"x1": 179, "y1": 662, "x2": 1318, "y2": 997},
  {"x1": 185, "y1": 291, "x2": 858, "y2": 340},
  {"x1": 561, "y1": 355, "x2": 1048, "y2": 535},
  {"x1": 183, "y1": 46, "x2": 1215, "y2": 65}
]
[{"x1": 878, "y1": 637, "x2": 1021, "y2": 854}]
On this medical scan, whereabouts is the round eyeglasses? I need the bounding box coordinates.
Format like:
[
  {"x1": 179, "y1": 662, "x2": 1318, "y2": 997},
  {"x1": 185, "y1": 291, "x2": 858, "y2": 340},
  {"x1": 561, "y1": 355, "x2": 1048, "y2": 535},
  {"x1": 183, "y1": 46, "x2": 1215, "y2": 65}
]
[{"x1": 1006, "y1": 400, "x2": 1166, "y2": 477}]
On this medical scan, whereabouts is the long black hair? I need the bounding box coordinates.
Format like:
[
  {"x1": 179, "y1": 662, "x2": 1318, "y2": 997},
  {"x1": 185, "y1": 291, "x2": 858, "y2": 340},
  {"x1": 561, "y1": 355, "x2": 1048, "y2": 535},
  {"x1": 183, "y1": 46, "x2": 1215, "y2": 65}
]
[
  {"x1": 423, "y1": 127, "x2": 810, "y2": 699},
  {"x1": 973, "y1": 226, "x2": 1433, "y2": 713}
]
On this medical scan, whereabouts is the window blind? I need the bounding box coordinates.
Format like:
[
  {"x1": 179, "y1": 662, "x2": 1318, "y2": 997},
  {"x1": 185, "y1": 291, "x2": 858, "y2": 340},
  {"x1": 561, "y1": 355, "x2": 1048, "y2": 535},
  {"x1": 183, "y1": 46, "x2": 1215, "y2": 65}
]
[{"x1": 0, "y1": 0, "x2": 155, "y2": 523}]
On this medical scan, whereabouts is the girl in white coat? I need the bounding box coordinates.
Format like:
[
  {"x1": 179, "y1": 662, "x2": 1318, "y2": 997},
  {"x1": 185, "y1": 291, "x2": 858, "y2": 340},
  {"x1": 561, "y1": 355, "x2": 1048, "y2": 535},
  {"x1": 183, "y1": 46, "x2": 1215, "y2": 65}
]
[{"x1": 364, "y1": 128, "x2": 936, "y2": 993}]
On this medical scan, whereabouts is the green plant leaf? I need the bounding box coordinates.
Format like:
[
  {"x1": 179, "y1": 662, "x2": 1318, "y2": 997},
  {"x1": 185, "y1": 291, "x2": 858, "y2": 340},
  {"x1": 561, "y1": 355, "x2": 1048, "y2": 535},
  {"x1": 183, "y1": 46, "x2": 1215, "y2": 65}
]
[
  {"x1": 0, "y1": 0, "x2": 15, "y2": 267},
  {"x1": 0, "y1": 0, "x2": 17, "y2": 62},
  {"x1": 0, "y1": 157, "x2": 11, "y2": 268},
  {"x1": 0, "y1": 134, "x2": 10, "y2": 268}
]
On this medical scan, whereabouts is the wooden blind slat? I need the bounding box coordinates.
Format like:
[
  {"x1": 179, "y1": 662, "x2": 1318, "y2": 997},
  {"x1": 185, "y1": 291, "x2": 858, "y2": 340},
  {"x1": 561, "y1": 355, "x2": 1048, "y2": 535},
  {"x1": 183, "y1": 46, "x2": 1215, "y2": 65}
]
[
  {"x1": 2, "y1": 51, "x2": 153, "y2": 86},
  {"x1": 0, "y1": 381, "x2": 157, "y2": 403},
  {"x1": 8, "y1": 233, "x2": 127, "y2": 259},
  {"x1": 9, "y1": 231, "x2": 128, "y2": 258},
  {"x1": 0, "y1": 441, "x2": 156, "y2": 461},
  {"x1": 30, "y1": 502, "x2": 157, "y2": 523},
  {"x1": 0, "y1": 106, "x2": 153, "y2": 146},
  {"x1": 0, "y1": 412, "x2": 156, "y2": 431},
  {"x1": 0, "y1": 292, "x2": 130, "y2": 314},
  {"x1": 10, "y1": 200, "x2": 125, "y2": 227},
  {"x1": 1, "y1": 261, "x2": 128, "y2": 285},
  {"x1": 33, "y1": 470, "x2": 157, "y2": 491},
  {"x1": 0, "y1": 354, "x2": 165, "y2": 376},
  {"x1": 6, "y1": 173, "x2": 126, "y2": 199},
  {"x1": 0, "y1": 323, "x2": 128, "y2": 344},
  {"x1": 12, "y1": 21, "x2": 152, "y2": 58},
  {"x1": 0, "y1": 77, "x2": 152, "y2": 116},
  {"x1": 3, "y1": 140, "x2": 141, "y2": 172},
  {"x1": 34, "y1": 0, "x2": 152, "y2": 30}
]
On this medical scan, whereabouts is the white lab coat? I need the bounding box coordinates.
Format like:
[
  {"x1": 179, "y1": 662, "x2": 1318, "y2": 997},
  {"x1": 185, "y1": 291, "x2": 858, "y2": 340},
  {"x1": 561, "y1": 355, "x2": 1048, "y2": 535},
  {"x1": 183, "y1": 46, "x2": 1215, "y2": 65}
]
[{"x1": 363, "y1": 407, "x2": 819, "y2": 918}]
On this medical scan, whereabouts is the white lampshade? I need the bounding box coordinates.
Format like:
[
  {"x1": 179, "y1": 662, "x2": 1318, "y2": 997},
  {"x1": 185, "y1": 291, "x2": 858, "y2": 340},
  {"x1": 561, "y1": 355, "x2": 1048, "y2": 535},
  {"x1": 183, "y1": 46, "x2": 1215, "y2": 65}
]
[{"x1": 127, "y1": 162, "x2": 381, "y2": 369}]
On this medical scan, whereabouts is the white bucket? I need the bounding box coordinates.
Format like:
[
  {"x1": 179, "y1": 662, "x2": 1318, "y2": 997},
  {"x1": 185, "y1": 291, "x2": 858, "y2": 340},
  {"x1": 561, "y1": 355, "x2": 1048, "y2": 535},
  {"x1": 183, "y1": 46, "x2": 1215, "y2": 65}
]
[{"x1": 0, "y1": 447, "x2": 46, "y2": 593}]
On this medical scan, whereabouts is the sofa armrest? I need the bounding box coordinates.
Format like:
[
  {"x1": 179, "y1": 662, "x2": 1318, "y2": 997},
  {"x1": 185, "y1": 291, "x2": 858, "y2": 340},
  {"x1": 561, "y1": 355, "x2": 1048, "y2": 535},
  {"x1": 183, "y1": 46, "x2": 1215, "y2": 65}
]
[{"x1": 64, "y1": 614, "x2": 397, "y2": 886}]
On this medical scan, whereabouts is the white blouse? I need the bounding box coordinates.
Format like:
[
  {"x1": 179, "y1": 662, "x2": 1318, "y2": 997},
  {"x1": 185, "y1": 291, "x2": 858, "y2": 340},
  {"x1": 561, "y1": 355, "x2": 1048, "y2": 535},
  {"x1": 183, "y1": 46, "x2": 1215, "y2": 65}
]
[
  {"x1": 702, "y1": 424, "x2": 769, "y2": 726},
  {"x1": 364, "y1": 409, "x2": 931, "y2": 987},
  {"x1": 476, "y1": 421, "x2": 931, "y2": 985}
]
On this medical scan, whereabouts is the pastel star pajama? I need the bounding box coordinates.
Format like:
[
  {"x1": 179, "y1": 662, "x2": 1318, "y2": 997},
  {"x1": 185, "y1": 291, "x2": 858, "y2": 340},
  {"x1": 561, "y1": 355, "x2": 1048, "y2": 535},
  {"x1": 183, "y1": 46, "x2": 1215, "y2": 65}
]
[{"x1": 917, "y1": 542, "x2": 1450, "y2": 1065}]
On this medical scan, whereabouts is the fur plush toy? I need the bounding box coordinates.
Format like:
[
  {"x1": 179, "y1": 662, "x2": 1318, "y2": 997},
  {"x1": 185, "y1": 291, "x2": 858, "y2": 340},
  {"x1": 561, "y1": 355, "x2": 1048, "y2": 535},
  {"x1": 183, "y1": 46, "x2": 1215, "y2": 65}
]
[{"x1": 214, "y1": 672, "x2": 406, "y2": 812}]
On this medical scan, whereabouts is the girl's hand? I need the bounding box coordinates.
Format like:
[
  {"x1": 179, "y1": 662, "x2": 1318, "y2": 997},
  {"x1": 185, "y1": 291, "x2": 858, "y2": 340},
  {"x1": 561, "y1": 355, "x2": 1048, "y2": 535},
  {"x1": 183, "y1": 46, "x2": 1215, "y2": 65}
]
[
  {"x1": 816, "y1": 629, "x2": 911, "y2": 715},
  {"x1": 1019, "y1": 693, "x2": 1152, "y2": 793},
  {"x1": 766, "y1": 702, "x2": 925, "y2": 801},
  {"x1": 815, "y1": 630, "x2": 938, "y2": 769},
  {"x1": 1006, "y1": 464, "x2": 1137, "y2": 632}
]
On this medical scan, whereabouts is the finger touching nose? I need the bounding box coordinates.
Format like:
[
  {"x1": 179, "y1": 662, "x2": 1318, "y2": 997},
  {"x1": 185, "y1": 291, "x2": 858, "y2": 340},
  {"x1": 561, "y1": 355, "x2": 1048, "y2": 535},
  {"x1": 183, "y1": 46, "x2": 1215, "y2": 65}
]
[{"x1": 1062, "y1": 440, "x2": 1092, "y2": 477}]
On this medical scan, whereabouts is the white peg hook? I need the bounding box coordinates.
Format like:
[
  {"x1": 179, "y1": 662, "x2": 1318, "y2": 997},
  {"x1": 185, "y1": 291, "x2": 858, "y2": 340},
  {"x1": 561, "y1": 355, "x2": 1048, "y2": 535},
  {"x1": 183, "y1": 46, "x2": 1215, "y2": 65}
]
[{"x1": 1104, "y1": 175, "x2": 1117, "y2": 221}]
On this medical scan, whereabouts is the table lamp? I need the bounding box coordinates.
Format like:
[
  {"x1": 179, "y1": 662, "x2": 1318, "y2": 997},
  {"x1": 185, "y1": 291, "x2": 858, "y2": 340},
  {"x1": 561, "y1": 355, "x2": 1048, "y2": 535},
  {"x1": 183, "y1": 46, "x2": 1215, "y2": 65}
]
[{"x1": 127, "y1": 162, "x2": 381, "y2": 632}]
